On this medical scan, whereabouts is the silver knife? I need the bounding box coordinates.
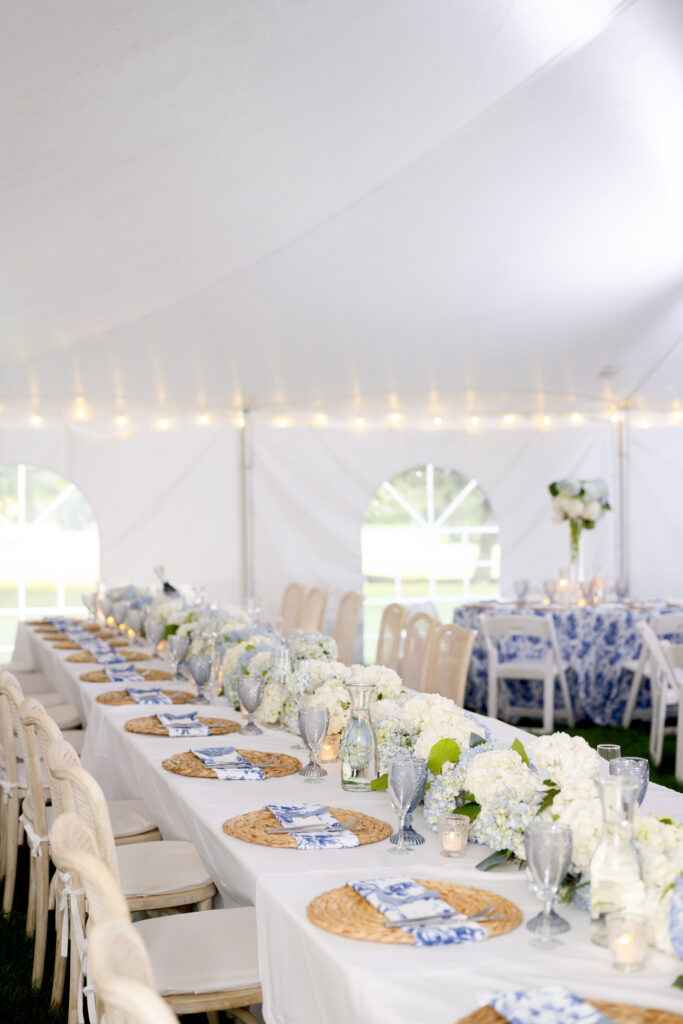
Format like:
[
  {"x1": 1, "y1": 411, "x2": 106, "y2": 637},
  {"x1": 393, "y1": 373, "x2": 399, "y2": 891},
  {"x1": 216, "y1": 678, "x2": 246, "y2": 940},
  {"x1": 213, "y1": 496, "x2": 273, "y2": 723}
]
[{"x1": 383, "y1": 908, "x2": 500, "y2": 929}]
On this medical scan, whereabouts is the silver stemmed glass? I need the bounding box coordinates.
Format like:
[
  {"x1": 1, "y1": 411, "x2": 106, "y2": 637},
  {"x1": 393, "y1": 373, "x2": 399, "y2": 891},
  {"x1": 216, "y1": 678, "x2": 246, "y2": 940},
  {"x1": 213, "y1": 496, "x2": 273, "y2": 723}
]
[
  {"x1": 188, "y1": 654, "x2": 212, "y2": 706},
  {"x1": 387, "y1": 757, "x2": 428, "y2": 856},
  {"x1": 167, "y1": 633, "x2": 189, "y2": 681},
  {"x1": 298, "y1": 706, "x2": 330, "y2": 782},
  {"x1": 525, "y1": 820, "x2": 572, "y2": 948},
  {"x1": 609, "y1": 756, "x2": 649, "y2": 805},
  {"x1": 237, "y1": 674, "x2": 265, "y2": 734},
  {"x1": 514, "y1": 579, "x2": 530, "y2": 604},
  {"x1": 126, "y1": 609, "x2": 143, "y2": 645},
  {"x1": 144, "y1": 619, "x2": 166, "y2": 659},
  {"x1": 390, "y1": 754, "x2": 428, "y2": 846},
  {"x1": 597, "y1": 744, "x2": 621, "y2": 776},
  {"x1": 82, "y1": 591, "x2": 97, "y2": 622}
]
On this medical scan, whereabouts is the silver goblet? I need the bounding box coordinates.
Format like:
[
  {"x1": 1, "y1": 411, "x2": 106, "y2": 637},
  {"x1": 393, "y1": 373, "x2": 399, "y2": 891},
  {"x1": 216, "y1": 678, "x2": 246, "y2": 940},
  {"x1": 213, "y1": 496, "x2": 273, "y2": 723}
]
[
  {"x1": 188, "y1": 654, "x2": 212, "y2": 706},
  {"x1": 237, "y1": 675, "x2": 265, "y2": 734}
]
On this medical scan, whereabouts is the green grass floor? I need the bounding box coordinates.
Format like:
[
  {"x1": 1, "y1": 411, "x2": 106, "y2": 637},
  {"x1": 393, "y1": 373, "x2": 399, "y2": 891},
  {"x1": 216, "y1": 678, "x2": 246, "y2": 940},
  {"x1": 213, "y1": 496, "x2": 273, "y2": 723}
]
[{"x1": 0, "y1": 720, "x2": 679, "y2": 1022}]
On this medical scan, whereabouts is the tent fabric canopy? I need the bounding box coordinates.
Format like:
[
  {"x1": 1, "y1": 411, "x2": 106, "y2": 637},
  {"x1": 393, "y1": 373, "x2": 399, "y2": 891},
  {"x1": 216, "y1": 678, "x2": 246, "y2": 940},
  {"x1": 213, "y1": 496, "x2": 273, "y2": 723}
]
[{"x1": 2, "y1": 0, "x2": 683, "y2": 417}]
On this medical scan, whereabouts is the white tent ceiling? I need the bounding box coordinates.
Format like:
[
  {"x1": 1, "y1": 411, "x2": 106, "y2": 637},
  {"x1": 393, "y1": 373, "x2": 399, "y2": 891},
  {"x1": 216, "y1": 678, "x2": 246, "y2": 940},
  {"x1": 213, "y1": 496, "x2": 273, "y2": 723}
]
[{"x1": 2, "y1": 0, "x2": 683, "y2": 418}]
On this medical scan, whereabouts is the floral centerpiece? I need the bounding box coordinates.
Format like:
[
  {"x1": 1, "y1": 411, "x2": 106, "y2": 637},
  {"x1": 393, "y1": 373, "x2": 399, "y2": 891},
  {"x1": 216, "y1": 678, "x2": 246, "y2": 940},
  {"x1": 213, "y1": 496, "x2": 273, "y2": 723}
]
[
  {"x1": 548, "y1": 477, "x2": 610, "y2": 582},
  {"x1": 372, "y1": 691, "x2": 488, "y2": 774},
  {"x1": 424, "y1": 729, "x2": 683, "y2": 956}
]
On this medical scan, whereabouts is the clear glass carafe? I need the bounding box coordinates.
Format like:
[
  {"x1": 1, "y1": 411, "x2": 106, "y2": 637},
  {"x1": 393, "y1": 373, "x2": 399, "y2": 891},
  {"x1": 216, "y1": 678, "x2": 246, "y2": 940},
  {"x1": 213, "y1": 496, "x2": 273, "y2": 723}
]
[
  {"x1": 590, "y1": 777, "x2": 644, "y2": 945},
  {"x1": 340, "y1": 682, "x2": 378, "y2": 791}
]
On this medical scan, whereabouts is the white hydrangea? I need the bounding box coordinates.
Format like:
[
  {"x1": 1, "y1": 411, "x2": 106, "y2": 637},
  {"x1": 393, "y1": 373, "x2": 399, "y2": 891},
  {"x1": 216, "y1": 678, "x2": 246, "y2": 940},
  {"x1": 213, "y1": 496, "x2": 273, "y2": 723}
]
[
  {"x1": 350, "y1": 664, "x2": 403, "y2": 696},
  {"x1": 399, "y1": 693, "x2": 486, "y2": 753},
  {"x1": 527, "y1": 733, "x2": 600, "y2": 789},
  {"x1": 308, "y1": 680, "x2": 351, "y2": 734},
  {"x1": 292, "y1": 659, "x2": 350, "y2": 689},
  {"x1": 464, "y1": 749, "x2": 543, "y2": 807},
  {"x1": 542, "y1": 782, "x2": 602, "y2": 873},
  {"x1": 256, "y1": 681, "x2": 285, "y2": 724}
]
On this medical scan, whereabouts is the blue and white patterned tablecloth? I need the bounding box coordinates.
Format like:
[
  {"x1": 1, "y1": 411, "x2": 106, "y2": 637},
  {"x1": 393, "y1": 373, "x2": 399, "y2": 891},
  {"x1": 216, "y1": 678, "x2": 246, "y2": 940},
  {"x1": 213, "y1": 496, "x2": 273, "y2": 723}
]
[{"x1": 454, "y1": 602, "x2": 679, "y2": 725}]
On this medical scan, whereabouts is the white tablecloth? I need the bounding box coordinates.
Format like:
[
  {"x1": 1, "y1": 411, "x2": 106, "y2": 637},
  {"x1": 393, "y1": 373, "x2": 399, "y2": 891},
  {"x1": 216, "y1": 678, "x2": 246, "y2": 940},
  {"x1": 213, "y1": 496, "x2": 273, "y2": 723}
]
[{"x1": 14, "y1": 622, "x2": 683, "y2": 1023}]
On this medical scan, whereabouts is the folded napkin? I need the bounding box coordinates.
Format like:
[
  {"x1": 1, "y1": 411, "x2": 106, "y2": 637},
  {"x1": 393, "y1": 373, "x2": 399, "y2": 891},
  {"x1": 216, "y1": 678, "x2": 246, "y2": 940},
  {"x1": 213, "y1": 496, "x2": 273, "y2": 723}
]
[
  {"x1": 126, "y1": 687, "x2": 172, "y2": 705},
  {"x1": 350, "y1": 877, "x2": 487, "y2": 947},
  {"x1": 64, "y1": 628, "x2": 93, "y2": 642},
  {"x1": 266, "y1": 803, "x2": 360, "y2": 850},
  {"x1": 94, "y1": 650, "x2": 127, "y2": 665},
  {"x1": 156, "y1": 711, "x2": 210, "y2": 737},
  {"x1": 192, "y1": 746, "x2": 265, "y2": 780},
  {"x1": 489, "y1": 987, "x2": 615, "y2": 1024},
  {"x1": 105, "y1": 667, "x2": 144, "y2": 685}
]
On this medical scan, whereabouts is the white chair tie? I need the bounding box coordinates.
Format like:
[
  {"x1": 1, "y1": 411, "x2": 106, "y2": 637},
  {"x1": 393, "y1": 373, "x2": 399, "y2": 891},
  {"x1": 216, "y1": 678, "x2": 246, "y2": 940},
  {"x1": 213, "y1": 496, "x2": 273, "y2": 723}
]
[
  {"x1": 18, "y1": 812, "x2": 48, "y2": 857},
  {"x1": 57, "y1": 870, "x2": 97, "y2": 1024},
  {"x1": 0, "y1": 777, "x2": 17, "y2": 803}
]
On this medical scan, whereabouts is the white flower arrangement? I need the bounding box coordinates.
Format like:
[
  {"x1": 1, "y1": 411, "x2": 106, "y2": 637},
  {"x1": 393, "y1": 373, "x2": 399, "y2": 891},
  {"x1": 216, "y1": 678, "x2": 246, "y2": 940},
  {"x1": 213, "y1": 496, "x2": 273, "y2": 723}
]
[
  {"x1": 549, "y1": 477, "x2": 610, "y2": 527},
  {"x1": 288, "y1": 631, "x2": 338, "y2": 662},
  {"x1": 256, "y1": 681, "x2": 286, "y2": 725}
]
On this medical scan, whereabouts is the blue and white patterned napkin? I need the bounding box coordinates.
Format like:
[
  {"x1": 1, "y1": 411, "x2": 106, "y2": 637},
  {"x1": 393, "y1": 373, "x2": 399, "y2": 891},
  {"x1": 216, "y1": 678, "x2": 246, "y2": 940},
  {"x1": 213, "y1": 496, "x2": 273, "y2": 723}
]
[
  {"x1": 350, "y1": 877, "x2": 487, "y2": 947},
  {"x1": 104, "y1": 666, "x2": 144, "y2": 684},
  {"x1": 64, "y1": 628, "x2": 94, "y2": 643},
  {"x1": 192, "y1": 746, "x2": 265, "y2": 780},
  {"x1": 126, "y1": 687, "x2": 172, "y2": 705},
  {"x1": 156, "y1": 711, "x2": 210, "y2": 737},
  {"x1": 489, "y1": 986, "x2": 615, "y2": 1023},
  {"x1": 266, "y1": 804, "x2": 360, "y2": 850}
]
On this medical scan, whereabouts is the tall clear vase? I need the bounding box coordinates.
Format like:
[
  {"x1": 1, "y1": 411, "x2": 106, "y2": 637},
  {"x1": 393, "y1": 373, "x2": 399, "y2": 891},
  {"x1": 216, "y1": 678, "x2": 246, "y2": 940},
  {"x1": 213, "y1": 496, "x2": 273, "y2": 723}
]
[
  {"x1": 568, "y1": 520, "x2": 584, "y2": 599},
  {"x1": 590, "y1": 777, "x2": 645, "y2": 945},
  {"x1": 340, "y1": 682, "x2": 378, "y2": 791}
]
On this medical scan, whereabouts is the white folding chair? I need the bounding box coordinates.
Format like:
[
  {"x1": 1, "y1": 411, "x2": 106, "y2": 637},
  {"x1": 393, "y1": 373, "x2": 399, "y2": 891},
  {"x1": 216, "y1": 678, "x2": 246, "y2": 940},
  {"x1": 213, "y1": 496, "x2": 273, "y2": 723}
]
[
  {"x1": 51, "y1": 814, "x2": 261, "y2": 1024},
  {"x1": 622, "y1": 611, "x2": 683, "y2": 727},
  {"x1": 637, "y1": 623, "x2": 680, "y2": 766},
  {"x1": 480, "y1": 614, "x2": 574, "y2": 733}
]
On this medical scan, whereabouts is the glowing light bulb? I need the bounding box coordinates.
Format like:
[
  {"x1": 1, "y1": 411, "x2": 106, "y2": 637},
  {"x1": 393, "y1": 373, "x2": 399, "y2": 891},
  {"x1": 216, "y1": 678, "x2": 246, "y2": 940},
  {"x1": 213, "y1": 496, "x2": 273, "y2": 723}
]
[
  {"x1": 75, "y1": 407, "x2": 86, "y2": 420},
  {"x1": 355, "y1": 417, "x2": 365, "y2": 428},
  {"x1": 503, "y1": 414, "x2": 515, "y2": 425},
  {"x1": 542, "y1": 415, "x2": 551, "y2": 427},
  {"x1": 390, "y1": 412, "x2": 401, "y2": 423},
  {"x1": 314, "y1": 413, "x2": 327, "y2": 426},
  {"x1": 235, "y1": 415, "x2": 246, "y2": 428},
  {"x1": 197, "y1": 413, "x2": 209, "y2": 426},
  {"x1": 470, "y1": 416, "x2": 479, "y2": 426},
  {"x1": 433, "y1": 416, "x2": 442, "y2": 426},
  {"x1": 158, "y1": 418, "x2": 170, "y2": 430},
  {"x1": 276, "y1": 418, "x2": 288, "y2": 429},
  {"x1": 571, "y1": 412, "x2": 583, "y2": 424},
  {"x1": 114, "y1": 415, "x2": 128, "y2": 427},
  {"x1": 611, "y1": 411, "x2": 623, "y2": 424},
  {"x1": 30, "y1": 414, "x2": 41, "y2": 426},
  {"x1": 674, "y1": 410, "x2": 683, "y2": 423}
]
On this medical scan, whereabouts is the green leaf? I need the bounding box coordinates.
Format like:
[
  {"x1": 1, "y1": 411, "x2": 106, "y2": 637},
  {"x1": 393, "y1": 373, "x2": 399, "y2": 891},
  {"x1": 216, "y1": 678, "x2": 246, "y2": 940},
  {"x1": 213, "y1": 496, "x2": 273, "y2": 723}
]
[
  {"x1": 163, "y1": 623, "x2": 179, "y2": 639},
  {"x1": 549, "y1": 482, "x2": 559, "y2": 497},
  {"x1": 660, "y1": 817, "x2": 675, "y2": 825},
  {"x1": 673, "y1": 975, "x2": 683, "y2": 990},
  {"x1": 476, "y1": 849, "x2": 515, "y2": 871},
  {"x1": 428, "y1": 738, "x2": 461, "y2": 774},
  {"x1": 469, "y1": 732, "x2": 486, "y2": 748},
  {"x1": 370, "y1": 773, "x2": 388, "y2": 791},
  {"x1": 538, "y1": 785, "x2": 560, "y2": 814},
  {"x1": 457, "y1": 801, "x2": 481, "y2": 821},
  {"x1": 511, "y1": 738, "x2": 529, "y2": 765}
]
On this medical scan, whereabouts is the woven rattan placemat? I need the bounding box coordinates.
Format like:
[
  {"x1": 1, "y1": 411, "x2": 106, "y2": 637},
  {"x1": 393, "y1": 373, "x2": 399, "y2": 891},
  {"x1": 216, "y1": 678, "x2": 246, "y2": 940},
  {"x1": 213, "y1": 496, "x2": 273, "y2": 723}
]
[
  {"x1": 223, "y1": 806, "x2": 392, "y2": 848},
  {"x1": 126, "y1": 715, "x2": 241, "y2": 737},
  {"x1": 82, "y1": 668, "x2": 172, "y2": 683},
  {"x1": 307, "y1": 879, "x2": 521, "y2": 945},
  {"x1": 66, "y1": 650, "x2": 150, "y2": 663},
  {"x1": 52, "y1": 641, "x2": 82, "y2": 650},
  {"x1": 96, "y1": 688, "x2": 195, "y2": 706},
  {"x1": 458, "y1": 1004, "x2": 683, "y2": 1024},
  {"x1": 163, "y1": 748, "x2": 301, "y2": 778}
]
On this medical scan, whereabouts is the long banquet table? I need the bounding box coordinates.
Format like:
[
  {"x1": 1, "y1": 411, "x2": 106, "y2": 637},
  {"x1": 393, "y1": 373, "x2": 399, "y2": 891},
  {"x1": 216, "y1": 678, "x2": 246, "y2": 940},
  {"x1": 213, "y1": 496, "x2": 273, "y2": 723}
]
[{"x1": 13, "y1": 622, "x2": 683, "y2": 1023}]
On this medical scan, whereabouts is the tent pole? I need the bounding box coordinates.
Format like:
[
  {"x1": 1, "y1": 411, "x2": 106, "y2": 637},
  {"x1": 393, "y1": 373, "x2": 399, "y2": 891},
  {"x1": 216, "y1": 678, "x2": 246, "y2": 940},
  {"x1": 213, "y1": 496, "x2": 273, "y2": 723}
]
[
  {"x1": 240, "y1": 405, "x2": 254, "y2": 601},
  {"x1": 617, "y1": 409, "x2": 629, "y2": 591}
]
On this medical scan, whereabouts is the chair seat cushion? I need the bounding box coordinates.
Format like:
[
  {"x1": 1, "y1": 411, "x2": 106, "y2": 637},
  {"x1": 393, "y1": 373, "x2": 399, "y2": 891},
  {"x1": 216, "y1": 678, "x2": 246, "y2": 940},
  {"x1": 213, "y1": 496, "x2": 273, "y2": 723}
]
[
  {"x1": 134, "y1": 907, "x2": 259, "y2": 995},
  {"x1": 116, "y1": 840, "x2": 213, "y2": 897},
  {"x1": 33, "y1": 691, "x2": 64, "y2": 707},
  {"x1": 108, "y1": 799, "x2": 158, "y2": 839},
  {"x1": 48, "y1": 703, "x2": 82, "y2": 730}
]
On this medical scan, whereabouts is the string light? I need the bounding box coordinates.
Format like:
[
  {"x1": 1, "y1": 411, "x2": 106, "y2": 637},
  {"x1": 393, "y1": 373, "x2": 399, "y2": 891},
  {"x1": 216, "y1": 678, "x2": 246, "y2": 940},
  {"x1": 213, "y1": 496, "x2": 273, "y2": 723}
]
[
  {"x1": 314, "y1": 413, "x2": 327, "y2": 426},
  {"x1": 276, "y1": 417, "x2": 288, "y2": 429},
  {"x1": 74, "y1": 407, "x2": 86, "y2": 420},
  {"x1": 30, "y1": 414, "x2": 41, "y2": 426},
  {"x1": 571, "y1": 412, "x2": 583, "y2": 424},
  {"x1": 673, "y1": 411, "x2": 683, "y2": 423},
  {"x1": 611, "y1": 411, "x2": 623, "y2": 424},
  {"x1": 235, "y1": 415, "x2": 246, "y2": 428},
  {"x1": 355, "y1": 417, "x2": 365, "y2": 428},
  {"x1": 433, "y1": 416, "x2": 442, "y2": 426},
  {"x1": 197, "y1": 413, "x2": 209, "y2": 426},
  {"x1": 541, "y1": 415, "x2": 551, "y2": 427},
  {"x1": 470, "y1": 416, "x2": 479, "y2": 426},
  {"x1": 390, "y1": 412, "x2": 401, "y2": 423},
  {"x1": 503, "y1": 414, "x2": 515, "y2": 425},
  {"x1": 114, "y1": 415, "x2": 128, "y2": 427},
  {"x1": 157, "y1": 418, "x2": 170, "y2": 430}
]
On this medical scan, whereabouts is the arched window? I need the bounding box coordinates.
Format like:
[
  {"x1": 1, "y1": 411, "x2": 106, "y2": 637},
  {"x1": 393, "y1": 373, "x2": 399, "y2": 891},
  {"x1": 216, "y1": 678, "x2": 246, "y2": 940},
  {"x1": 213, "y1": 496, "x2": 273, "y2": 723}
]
[
  {"x1": 361, "y1": 464, "x2": 500, "y2": 661},
  {"x1": 0, "y1": 465, "x2": 99, "y2": 657}
]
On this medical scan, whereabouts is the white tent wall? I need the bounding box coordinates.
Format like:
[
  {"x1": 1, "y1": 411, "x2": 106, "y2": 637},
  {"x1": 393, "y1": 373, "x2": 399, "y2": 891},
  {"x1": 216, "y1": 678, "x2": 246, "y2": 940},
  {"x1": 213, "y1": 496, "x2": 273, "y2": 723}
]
[
  {"x1": 251, "y1": 421, "x2": 619, "y2": 653},
  {"x1": 0, "y1": 423, "x2": 241, "y2": 597},
  {"x1": 629, "y1": 425, "x2": 683, "y2": 599}
]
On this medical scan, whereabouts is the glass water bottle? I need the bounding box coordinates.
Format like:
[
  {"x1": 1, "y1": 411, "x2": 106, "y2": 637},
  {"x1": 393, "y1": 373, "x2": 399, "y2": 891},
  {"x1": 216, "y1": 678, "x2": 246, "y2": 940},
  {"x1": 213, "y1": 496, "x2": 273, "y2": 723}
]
[
  {"x1": 590, "y1": 776, "x2": 644, "y2": 945},
  {"x1": 340, "y1": 681, "x2": 378, "y2": 791}
]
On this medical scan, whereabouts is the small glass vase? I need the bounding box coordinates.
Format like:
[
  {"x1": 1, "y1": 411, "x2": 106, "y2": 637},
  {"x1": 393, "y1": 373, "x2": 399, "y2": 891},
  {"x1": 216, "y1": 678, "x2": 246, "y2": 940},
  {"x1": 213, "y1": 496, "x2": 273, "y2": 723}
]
[
  {"x1": 340, "y1": 681, "x2": 378, "y2": 791},
  {"x1": 590, "y1": 777, "x2": 645, "y2": 946},
  {"x1": 568, "y1": 520, "x2": 584, "y2": 595}
]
